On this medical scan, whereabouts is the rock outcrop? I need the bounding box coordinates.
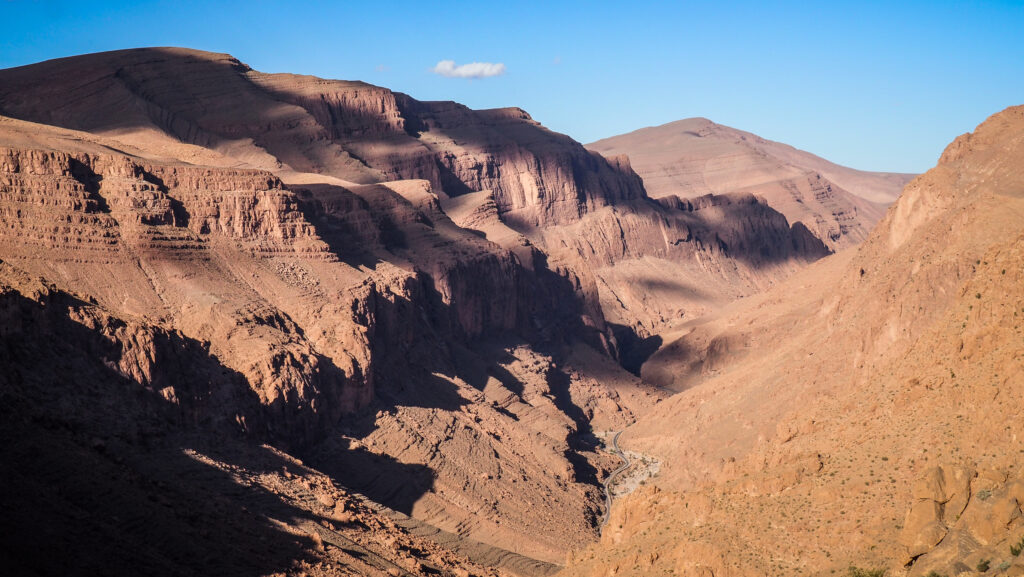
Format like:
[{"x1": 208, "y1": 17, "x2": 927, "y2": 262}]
[
  {"x1": 0, "y1": 267, "x2": 517, "y2": 577},
  {"x1": 0, "y1": 46, "x2": 836, "y2": 347},
  {"x1": 899, "y1": 466, "x2": 1024, "y2": 577},
  {"x1": 0, "y1": 47, "x2": 647, "y2": 229}
]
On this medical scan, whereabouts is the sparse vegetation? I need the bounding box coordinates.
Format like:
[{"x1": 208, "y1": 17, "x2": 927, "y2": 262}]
[
  {"x1": 1011, "y1": 535, "x2": 1024, "y2": 556},
  {"x1": 997, "y1": 561, "x2": 1011, "y2": 572},
  {"x1": 976, "y1": 489, "x2": 992, "y2": 501},
  {"x1": 977, "y1": 558, "x2": 990, "y2": 572},
  {"x1": 925, "y1": 571, "x2": 947, "y2": 577},
  {"x1": 847, "y1": 566, "x2": 885, "y2": 577}
]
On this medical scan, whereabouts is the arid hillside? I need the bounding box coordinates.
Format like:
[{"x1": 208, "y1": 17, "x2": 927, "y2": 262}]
[
  {"x1": 0, "y1": 47, "x2": 950, "y2": 577},
  {"x1": 562, "y1": 106, "x2": 1024, "y2": 577},
  {"x1": 0, "y1": 46, "x2": 820, "y2": 575},
  {"x1": 589, "y1": 118, "x2": 915, "y2": 250},
  {"x1": 0, "y1": 47, "x2": 839, "y2": 365},
  {"x1": 0, "y1": 57, "x2": 671, "y2": 571}
]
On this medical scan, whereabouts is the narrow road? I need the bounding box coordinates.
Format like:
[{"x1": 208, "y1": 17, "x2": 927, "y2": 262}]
[{"x1": 600, "y1": 430, "x2": 632, "y2": 528}]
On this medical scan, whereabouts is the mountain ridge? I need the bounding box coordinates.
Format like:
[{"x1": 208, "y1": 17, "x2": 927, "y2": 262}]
[{"x1": 588, "y1": 117, "x2": 915, "y2": 250}]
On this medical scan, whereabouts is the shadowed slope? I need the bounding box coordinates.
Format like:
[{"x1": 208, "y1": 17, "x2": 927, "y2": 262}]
[
  {"x1": 0, "y1": 47, "x2": 834, "y2": 343},
  {"x1": 562, "y1": 106, "x2": 1024, "y2": 577}
]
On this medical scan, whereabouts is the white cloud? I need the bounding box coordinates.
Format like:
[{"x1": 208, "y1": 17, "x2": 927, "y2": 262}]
[{"x1": 432, "y1": 60, "x2": 506, "y2": 79}]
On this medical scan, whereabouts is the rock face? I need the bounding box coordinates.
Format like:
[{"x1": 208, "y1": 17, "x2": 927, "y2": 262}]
[
  {"x1": 532, "y1": 192, "x2": 829, "y2": 351},
  {"x1": 0, "y1": 48, "x2": 688, "y2": 571},
  {"x1": 0, "y1": 47, "x2": 835, "y2": 352},
  {"x1": 0, "y1": 47, "x2": 647, "y2": 228},
  {"x1": 0, "y1": 145, "x2": 367, "y2": 450},
  {"x1": 0, "y1": 269, "x2": 515, "y2": 577},
  {"x1": 588, "y1": 117, "x2": 915, "y2": 250},
  {"x1": 0, "y1": 121, "x2": 666, "y2": 566},
  {"x1": 0, "y1": 50, "x2": 831, "y2": 342},
  {"x1": 0, "y1": 47, "x2": 882, "y2": 574},
  {"x1": 562, "y1": 106, "x2": 1024, "y2": 577},
  {"x1": 899, "y1": 466, "x2": 1024, "y2": 577}
]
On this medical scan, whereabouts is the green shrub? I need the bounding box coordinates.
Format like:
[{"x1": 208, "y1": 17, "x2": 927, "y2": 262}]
[
  {"x1": 977, "y1": 558, "x2": 991, "y2": 572},
  {"x1": 847, "y1": 566, "x2": 885, "y2": 577},
  {"x1": 924, "y1": 571, "x2": 946, "y2": 577},
  {"x1": 1012, "y1": 534, "x2": 1024, "y2": 556}
]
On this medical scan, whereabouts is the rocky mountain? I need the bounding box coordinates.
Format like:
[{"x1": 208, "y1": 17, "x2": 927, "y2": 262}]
[
  {"x1": 0, "y1": 47, "x2": 833, "y2": 361},
  {"x1": 0, "y1": 47, "x2": 841, "y2": 575},
  {"x1": 0, "y1": 46, "x2": 955, "y2": 577},
  {"x1": 0, "y1": 47, "x2": 646, "y2": 228},
  {"x1": 563, "y1": 107, "x2": 1024, "y2": 577},
  {"x1": 588, "y1": 118, "x2": 915, "y2": 250},
  {"x1": 0, "y1": 111, "x2": 659, "y2": 571}
]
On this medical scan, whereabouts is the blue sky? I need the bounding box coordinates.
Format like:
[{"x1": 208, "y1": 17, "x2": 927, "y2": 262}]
[{"x1": 2, "y1": 1, "x2": 1022, "y2": 173}]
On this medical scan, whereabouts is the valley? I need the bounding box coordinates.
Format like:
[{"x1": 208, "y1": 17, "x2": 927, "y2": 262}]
[{"x1": 0, "y1": 45, "x2": 1020, "y2": 577}]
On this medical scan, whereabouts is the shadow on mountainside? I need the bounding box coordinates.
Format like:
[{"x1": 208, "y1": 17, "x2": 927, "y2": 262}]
[
  {"x1": 544, "y1": 365, "x2": 602, "y2": 487},
  {"x1": 0, "y1": 286, "x2": 434, "y2": 576},
  {"x1": 0, "y1": 47, "x2": 833, "y2": 273},
  {"x1": 607, "y1": 322, "x2": 664, "y2": 377},
  {"x1": 0, "y1": 45, "x2": 662, "y2": 529}
]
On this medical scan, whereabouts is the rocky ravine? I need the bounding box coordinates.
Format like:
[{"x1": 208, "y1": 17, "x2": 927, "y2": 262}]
[
  {"x1": 0, "y1": 47, "x2": 907, "y2": 576},
  {"x1": 562, "y1": 106, "x2": 1024, "y2": 577},
  {"x1": 0, "y1": 114, "x2": 662, "y2": 571},
  {"x1": 0, "y1": 266, "x2": 524, "y2": 577}
]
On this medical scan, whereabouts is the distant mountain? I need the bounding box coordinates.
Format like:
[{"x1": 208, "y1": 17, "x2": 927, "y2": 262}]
[{"x1": 588, "y1": 118, "x2": 916, "y2": 250}]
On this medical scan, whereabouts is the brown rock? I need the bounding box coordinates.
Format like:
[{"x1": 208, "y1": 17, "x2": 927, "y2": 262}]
[
  {"x1": 587, "y1": 117, "x2": 914, "y2": 251},
  {"x1": 901, "y1": 500, "x2": 947, "y2": 557}
]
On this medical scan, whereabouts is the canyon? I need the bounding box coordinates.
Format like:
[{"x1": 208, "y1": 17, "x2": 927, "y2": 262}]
[
  {"x1": 564, "y1": 105, "x2": 1024, "y2": 577},
  {"x1": 0, "y1": 47, "x2": 1019, "y2": 577}
]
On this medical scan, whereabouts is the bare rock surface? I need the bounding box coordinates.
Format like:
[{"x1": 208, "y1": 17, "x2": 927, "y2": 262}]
[
  {"x1": 0, "y1": 125, "x2": 665, "y2": 567},
  {"x1": 0, "y1": 266, "x2": 510, "y2": 577},
  {"x1": 0, "y1": 47, "x2": 937, "y2": 576},
  {"x1": 0, "y1": 48, "x2": 834, "y2": 346},
  {"x1": 588, "y1": 117, "x2": 915, "y2": 250},
  {"x1": 0, "y1": 47, "x2": 645, "y2": 229},
  {"x1": 0, "y1": 48, "x2": 686, "y2": 573},
  {"x1": 561, "y1": 107, "x2": 1024, "y2": 577},
  {"x1": 900, "y1": 466, "x2": 1024, "y2": 576}
]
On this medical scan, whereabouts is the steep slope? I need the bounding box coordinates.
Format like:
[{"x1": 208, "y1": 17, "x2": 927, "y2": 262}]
[
  {"x1": 0, "y1": 266, "x2": 511, "y2": 577},
  {"x1": 0, "y1": 48, "x2": 846, "y2": 571},
  {"x1": 588, "y1": 118, "x2": 915, "y2": 250},
  {"x1": 562, "y1": 107, "x2": 1024, "y2": 577},
  {"x1": 0, "y1": 47, "x2": 831, "y2": 347},
  {"x1": 0, "y1": 112, "x2": 667, "y2": 569},
  {"x1": 0, "y1": 47, "x2": 645, "y2": 228}
]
